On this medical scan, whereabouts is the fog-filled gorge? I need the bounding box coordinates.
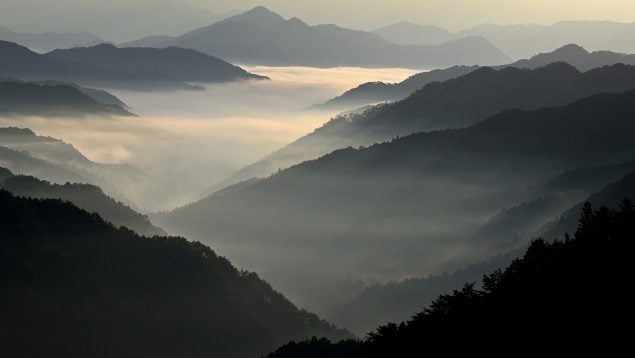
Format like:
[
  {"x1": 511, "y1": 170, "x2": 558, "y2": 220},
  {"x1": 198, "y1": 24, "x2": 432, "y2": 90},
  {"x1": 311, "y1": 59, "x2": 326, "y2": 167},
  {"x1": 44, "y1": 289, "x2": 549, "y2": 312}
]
[
  {"x1": 1, "y1": 66, "x2": 417, "y2": 210},
  {"x1": 3, "y1": 3, "x2": 635, "y2": 357}
]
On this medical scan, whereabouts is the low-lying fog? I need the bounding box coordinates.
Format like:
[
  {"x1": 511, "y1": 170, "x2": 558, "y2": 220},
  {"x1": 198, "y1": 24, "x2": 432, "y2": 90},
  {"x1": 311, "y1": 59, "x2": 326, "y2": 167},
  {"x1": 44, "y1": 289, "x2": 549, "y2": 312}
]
[{"x1": 0, "y1": 66, "x2": 417, "y2": 211}]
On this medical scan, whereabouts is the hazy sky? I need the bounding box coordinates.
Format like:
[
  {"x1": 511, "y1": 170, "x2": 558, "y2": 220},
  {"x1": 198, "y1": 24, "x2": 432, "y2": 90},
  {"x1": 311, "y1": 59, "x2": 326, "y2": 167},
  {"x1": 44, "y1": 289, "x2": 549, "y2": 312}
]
[{"x1": 2, "y1": 0, "x2": 635, "y2": 40}]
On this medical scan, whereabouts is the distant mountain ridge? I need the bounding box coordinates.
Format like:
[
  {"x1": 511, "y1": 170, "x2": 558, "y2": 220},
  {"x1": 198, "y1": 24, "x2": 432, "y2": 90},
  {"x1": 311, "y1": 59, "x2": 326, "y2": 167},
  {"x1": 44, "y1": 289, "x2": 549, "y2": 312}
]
[
  {"x1": 374, "y1": 20, "x2": 635, "y2": 59},
  {"x1": 318, "y1": 44, "x2": 635, "y2": 110},
  {"x1": 0, "y1": 26, "x2": 103, "y2": 52},
  {"x1": 0, "y1": 40, "x2": 263, "y2": 91},
  {"x1": 121, "y1": 6, "x2": 510, "y2": 68},
  {"x1": 159, "y1": 90, "x2": 635, "y2": 310},
  {"x1": 47, "y1": 43, "x2": 268, "y2": 83},
  {"x1": 0, "y1": 78, "x2": 133, "y2": 116},
  {"x1": 217, "y1": 62, "x2": 635, "y2": 191}
]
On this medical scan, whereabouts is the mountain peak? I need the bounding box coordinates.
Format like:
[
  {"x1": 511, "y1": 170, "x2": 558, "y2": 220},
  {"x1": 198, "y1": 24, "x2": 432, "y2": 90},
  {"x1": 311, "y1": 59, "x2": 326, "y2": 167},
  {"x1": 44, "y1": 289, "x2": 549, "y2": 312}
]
[
  {"x1": 222, "y1": 6, "x2": 285, "y2": 26},
  {"x1": 246, "y1": 5, "x2": 275, "y2": 15},
  {"x1": 552, "y1": 43, "x2": 589, "y2": 56}
]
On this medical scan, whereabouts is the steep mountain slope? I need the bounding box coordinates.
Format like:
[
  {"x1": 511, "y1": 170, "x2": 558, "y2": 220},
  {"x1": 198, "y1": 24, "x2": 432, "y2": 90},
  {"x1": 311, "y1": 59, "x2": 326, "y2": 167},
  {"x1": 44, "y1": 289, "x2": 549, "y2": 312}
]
[
  {"x1": 46, "y1": 44, "x2": 267, "y2": 83},
  {"x1": 160, "y1": 90, "x2": 635, "y2": 305},
  {"x1": 267, "y1": 200, "x2": 635, "y2": 356},
  {"x1": 126, "y1": 7, "x2": 509, "y2": 68},
  {"x1": 0, "y1": 169, "x2": 164, "y2": 237},
  {"x1": 217, "y1": 62, "x2": 635, "y2": 191},
  {"x1": 0, "y1": 191, "x2": 351, "y2": 358},
  {"x1": 0, "y1": 40, "x2": 199, "y2": 91},
  {"x1": 0, "y1": 79, "x2": 133, "y2": 116}
]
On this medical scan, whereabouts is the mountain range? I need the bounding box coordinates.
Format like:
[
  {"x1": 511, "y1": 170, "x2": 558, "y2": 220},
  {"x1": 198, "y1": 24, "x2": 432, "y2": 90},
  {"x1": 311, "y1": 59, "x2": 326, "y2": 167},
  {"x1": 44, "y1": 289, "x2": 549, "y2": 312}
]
[
  {"x1": 0, "y1": 26, "x2": 103, "y2": 52},
  {"x1": 0, "y1": 191, "x2": 351, "y2": 358},
  {"x1": 0, "y1": 40, "x2": 264, "y2": 91},
  {"x1": 318, "y1": 44, "x2": 635, "y2": 110},
  {"x1": 214, "y1": 61, "x2": 635, "y2": 192},
  {"x1": 121, "y1": 6, "x2": 510, "y2": 68},
  {"x1": 157, "y1": 90, "x2": 635, "y2": 311},
  {"x1": 374, "y1": 20, "x2": 635, "y2": 59}
]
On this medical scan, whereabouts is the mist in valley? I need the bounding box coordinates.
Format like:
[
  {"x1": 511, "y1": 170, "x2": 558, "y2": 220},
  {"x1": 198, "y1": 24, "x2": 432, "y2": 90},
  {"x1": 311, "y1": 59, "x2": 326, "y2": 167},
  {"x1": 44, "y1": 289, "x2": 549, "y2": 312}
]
[
  {"x1": 1, "y1": 66, "x2": 417, "y2": 211},
  {"x1": 3, "y1": 2, "x2": 635, "y2": 355}
]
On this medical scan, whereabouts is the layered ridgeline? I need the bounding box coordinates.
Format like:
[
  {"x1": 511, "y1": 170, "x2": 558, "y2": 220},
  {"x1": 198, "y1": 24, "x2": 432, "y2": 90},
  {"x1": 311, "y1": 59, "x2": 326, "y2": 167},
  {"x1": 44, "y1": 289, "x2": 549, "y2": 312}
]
[
  {"x1": 374, "y1": 20, "x2": 635, "y2": 59},
  {"x1": 0, "y1": 168, "x2": 164, "y2": 237},
  {"x1": 214, "y1": 62, "x2": 635, "y2": 191},
  {"x1": 0, "y1": 79, "x2": 133, "y2": 116},
  {"x1": 321, "y1": 161, "x2": 635, "y2": 334},
  {"x1": 158, "y1": 90, "x2": 635, "y2": 312},
  {"x1": 121, "y1": 6, "x2": 510, "y2": 68},
  {"x1": 0, "y1": 26, "x2": 103, "y2": 52},
  {"x1": 0, "y1": 127, "x2": 144, "y2": 210},
  {"x1": 0, "y1": 191, "x2": 351, "y2": 358},
  {"x1": 318, "y1": 44, "x2": 635, "y2": 110},
  {"x1": 46, "y1": 44, "x2": 268, "y2": 83},
  {"x1": 267, "y1": 200, "x2": 635, "y2": 356},
  {"x1": 0, "y1": 40, "x2": 263, "y2": 91}
]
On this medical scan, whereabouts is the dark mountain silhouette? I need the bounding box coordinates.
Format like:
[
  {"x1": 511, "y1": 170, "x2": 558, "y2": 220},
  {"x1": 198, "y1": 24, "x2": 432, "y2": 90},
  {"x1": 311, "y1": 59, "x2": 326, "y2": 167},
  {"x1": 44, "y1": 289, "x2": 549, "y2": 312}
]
[
  {"x1": 0, "y1": 26, "x2": 103, "y2": 52},
  {"x1": 266, "y1": 200, "x2": 635, "y2": 356},
  {"x1": 541, "y1": 171, "x2": 635, "y2": 241},
  {"x1": 28, "y1": 79, "x2": 129, "y2": 108},
  {"x1": 218, "y1": 62, "x2": 635, "y2": 191},
  {"x1": 317, "y1": 44, "x2": 635, "y2": 110},
  {"x1": 316, "y1": 66, "x2": 478, "y2": 109},
  {"x1": 504, "y1": 43, "x2": 635, "y2": 71},
  {"x1": 159, "y1": 90, "x2": 635, "y2": 306},
  {"x1": 0, "y1": 40, "x2": 200, "y2": 91},
  {"x1": 0, "y1": 79, "x2": 133, "y2": 116},
  {"x1": 0, "y1": 191, "x2": 351, "y2": 358},
  {"x1": 46, "y1": 44, "x2": 268, "y2": 83},
  {"x1": 124, "y1": 7, "x2": 510, "y2": 68},
  {"x1": 0, "y1": 168, "x2": 164, "y2": 237}
]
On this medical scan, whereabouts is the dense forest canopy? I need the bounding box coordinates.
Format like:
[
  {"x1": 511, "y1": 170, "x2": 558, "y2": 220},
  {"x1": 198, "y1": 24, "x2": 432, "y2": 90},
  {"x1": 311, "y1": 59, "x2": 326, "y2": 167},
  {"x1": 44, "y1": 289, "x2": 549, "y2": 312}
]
[{"x1": 0, "y1": 191, "x2": 350, "y2": 358}]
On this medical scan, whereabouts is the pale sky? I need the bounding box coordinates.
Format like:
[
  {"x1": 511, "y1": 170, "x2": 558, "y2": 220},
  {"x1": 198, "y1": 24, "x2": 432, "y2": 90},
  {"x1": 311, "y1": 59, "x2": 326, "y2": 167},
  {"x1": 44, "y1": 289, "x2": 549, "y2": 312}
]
[{"x1": 2, "y1": 0, "x2": 635, "y2": 40}]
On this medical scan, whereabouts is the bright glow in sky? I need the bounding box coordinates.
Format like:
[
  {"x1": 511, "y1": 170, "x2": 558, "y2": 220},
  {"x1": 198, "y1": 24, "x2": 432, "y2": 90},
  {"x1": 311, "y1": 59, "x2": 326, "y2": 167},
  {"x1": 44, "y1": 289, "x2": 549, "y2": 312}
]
[{"x1": 2, "y1": 0, "x2": 635, "y2": 40}]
